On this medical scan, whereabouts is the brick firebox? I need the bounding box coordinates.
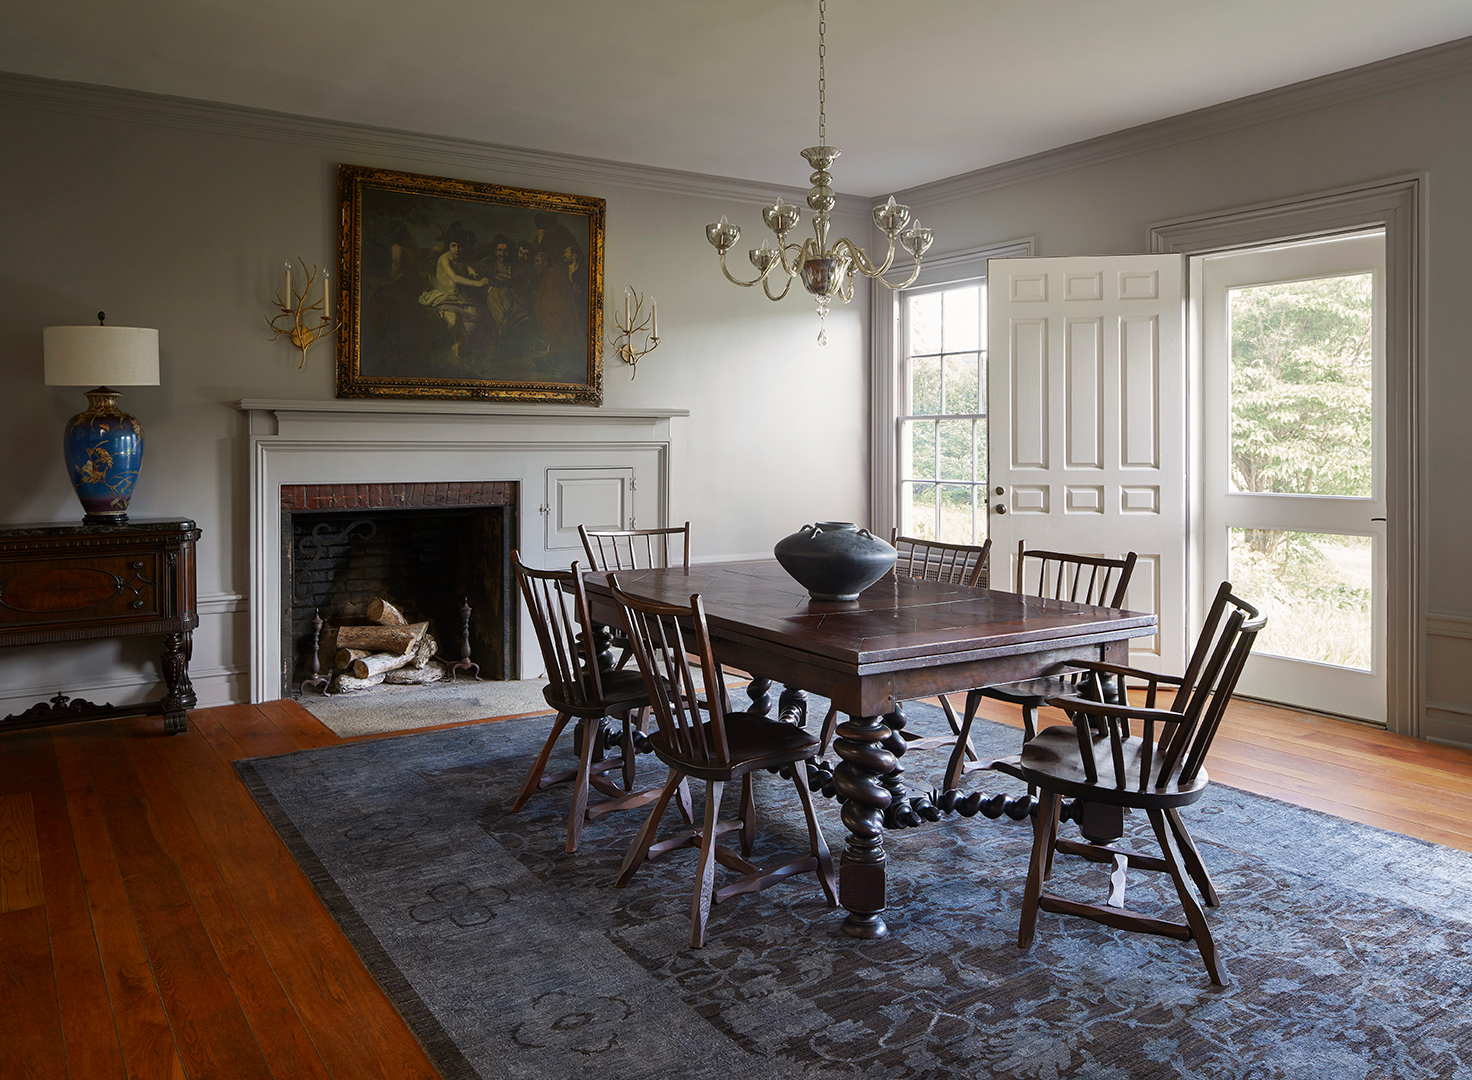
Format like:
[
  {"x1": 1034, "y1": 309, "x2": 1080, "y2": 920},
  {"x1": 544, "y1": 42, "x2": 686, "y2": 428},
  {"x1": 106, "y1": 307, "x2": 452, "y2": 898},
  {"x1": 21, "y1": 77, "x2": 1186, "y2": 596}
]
[{"x1": 280, "y1": 482, "x2": 518, "y2": 696}]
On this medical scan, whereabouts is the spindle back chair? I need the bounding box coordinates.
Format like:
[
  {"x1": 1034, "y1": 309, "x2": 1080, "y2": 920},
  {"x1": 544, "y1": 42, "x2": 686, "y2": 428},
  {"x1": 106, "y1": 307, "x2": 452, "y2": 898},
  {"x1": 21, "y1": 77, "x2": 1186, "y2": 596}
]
[
  {"x1": 510, "y1": 553, "x2": 662, "y2": 852},
  {"x1": 608, "y1": 575, "x2": 837, "y2": 947}
]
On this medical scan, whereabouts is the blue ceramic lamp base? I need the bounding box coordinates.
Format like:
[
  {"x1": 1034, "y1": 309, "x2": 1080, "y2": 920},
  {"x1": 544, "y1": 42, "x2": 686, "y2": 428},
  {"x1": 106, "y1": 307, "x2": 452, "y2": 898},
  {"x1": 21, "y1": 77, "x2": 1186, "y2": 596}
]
[{"x1": 64, "y1": 387, "x2": 144, "y2": 525}]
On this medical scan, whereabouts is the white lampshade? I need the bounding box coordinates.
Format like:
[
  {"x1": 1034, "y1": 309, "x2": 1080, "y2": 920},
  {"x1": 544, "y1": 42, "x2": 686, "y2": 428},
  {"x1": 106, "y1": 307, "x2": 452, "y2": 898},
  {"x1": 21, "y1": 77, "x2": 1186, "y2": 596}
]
[{"x1": 44, "y1": 325, "x2": 160, "y2": 387}]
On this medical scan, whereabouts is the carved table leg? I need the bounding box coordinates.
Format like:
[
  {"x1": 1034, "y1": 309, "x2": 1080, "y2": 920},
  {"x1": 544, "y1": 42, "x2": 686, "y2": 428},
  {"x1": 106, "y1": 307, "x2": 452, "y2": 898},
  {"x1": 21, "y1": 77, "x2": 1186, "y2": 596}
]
[
  {"x1": 746, "y1": 675, "x2": 773, "y2": 716},
  {"x1": 832, "y1": 713, "x2": 896, "y2": 938},
  {"x1": 160, "y1": 630, "x2": 195, "y2": 734},
  {"x1": 777, "y1": 686, "x2": 808, "y2": 726}
]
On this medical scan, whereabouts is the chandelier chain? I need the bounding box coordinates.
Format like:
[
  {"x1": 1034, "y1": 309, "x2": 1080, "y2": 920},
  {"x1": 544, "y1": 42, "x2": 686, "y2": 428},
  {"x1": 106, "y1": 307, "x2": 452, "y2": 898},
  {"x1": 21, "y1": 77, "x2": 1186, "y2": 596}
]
[{"x1": 817, "y1": 0, "x2": 826, "y2": 146}]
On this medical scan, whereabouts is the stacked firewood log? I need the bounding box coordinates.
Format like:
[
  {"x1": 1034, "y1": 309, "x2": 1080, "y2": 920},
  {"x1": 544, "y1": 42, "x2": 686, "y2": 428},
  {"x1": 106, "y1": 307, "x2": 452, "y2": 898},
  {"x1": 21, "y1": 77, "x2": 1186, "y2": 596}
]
[{"x1": 331, "y1": 598, "x2": 446, "y2": 692}]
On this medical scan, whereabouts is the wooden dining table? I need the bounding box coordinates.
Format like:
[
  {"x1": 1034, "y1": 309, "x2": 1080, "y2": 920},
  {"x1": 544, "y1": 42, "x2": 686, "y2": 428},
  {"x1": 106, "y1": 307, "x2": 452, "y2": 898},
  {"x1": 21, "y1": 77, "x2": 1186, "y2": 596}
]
[{"x1": 583, "y1": 558, "x2": 1158, "y2": 939}]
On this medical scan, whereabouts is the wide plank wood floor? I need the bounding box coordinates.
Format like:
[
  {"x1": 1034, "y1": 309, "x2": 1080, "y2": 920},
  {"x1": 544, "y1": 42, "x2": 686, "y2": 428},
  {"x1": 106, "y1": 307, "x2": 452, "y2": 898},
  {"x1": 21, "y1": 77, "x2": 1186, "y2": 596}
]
[{"x1": 1, "y1": 693, "x2": 1468, "y2": 1078}]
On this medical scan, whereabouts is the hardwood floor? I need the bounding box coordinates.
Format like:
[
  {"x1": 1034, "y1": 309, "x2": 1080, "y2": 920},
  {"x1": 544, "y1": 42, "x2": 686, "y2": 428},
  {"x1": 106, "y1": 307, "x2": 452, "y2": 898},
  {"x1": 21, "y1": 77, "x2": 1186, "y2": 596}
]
[{"x1": 1, "y1": 694, "x2": 1468, "y2": 1078}]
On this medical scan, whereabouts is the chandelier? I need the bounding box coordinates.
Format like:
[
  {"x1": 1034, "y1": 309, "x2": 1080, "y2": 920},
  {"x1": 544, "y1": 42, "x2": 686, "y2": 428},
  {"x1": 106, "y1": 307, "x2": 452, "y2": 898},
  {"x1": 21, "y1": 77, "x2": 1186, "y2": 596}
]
[{"x1": 704, "y1": 0, "x2": 934, "y2": 345}]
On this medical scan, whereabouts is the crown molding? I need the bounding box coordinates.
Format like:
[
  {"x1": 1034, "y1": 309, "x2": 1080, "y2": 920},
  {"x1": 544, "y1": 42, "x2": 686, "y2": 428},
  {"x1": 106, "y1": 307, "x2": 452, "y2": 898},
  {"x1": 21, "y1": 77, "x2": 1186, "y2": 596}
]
[
  {"x1": 0, "y1": 69, "x2": 869, "y2": 209},
  {"x1": 888, "y1": 34, "x2": 1472, "y2": 210}
]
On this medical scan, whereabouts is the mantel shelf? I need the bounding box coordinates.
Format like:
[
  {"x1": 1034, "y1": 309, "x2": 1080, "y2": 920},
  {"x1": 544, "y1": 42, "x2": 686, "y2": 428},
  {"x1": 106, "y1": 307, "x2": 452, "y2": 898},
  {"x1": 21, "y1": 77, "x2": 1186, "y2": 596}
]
[{"x1": 237, "y1": 398, "x2": 689, "y2": 421}]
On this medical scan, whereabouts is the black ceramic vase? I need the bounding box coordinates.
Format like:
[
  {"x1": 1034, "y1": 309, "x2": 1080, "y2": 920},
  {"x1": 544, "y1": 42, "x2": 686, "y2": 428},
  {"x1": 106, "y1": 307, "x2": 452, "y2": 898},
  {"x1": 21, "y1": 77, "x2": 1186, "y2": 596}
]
[{"x1": 773, "y1": 521, "x2": 897, "y2": 602}]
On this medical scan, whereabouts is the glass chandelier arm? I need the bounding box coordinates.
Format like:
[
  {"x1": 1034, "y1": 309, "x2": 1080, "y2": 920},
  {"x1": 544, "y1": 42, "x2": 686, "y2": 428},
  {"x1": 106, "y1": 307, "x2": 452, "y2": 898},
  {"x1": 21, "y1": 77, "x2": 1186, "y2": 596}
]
[
  {"x1": 866, "y1": 256, "x2": 927, "y2": 292},
  {"x1": 763, "y1": 273, "x2": 795, "y2": 301},
  {"x1": 717, "y1": 249, "x2": 800, "y2": 289},
  {"x1": 831, "y1": 234, "x2": 897, "y2": 279}
]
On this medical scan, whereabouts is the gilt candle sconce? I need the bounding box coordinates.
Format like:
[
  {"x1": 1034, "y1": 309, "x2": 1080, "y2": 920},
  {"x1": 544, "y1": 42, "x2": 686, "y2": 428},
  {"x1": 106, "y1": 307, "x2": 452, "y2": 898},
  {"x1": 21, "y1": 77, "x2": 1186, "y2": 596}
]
[
  {"x1": 609, "y1": 286, "x2": 658, "y2": 378},
  {"x1": 268, "y1": 258, "x2": 336, "y2": 367}
]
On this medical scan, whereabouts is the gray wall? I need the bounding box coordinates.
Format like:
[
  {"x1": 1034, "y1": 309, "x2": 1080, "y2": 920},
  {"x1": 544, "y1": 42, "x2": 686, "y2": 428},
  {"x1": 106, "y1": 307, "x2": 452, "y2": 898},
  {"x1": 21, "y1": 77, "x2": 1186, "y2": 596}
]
[
  {"x1": 0, "y1": 81, "x2": 870, "y2": 710},
  {"x1": 904, "y1": 63, "x2": 1472, "y2": 745}
]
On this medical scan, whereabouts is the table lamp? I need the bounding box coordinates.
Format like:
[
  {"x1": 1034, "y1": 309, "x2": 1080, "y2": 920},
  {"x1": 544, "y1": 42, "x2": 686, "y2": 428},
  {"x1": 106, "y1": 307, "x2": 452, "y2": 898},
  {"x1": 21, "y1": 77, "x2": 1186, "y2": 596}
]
[{"x1": 43, "y1": 312, "x2": 159, "y2": 525}]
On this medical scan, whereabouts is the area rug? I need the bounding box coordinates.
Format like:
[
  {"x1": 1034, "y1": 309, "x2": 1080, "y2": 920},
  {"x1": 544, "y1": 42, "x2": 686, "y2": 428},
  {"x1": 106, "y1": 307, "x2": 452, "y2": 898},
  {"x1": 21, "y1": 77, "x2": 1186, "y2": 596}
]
[{"x1": 236, "y1": 702, "x2": 1472, "y2": 1080}]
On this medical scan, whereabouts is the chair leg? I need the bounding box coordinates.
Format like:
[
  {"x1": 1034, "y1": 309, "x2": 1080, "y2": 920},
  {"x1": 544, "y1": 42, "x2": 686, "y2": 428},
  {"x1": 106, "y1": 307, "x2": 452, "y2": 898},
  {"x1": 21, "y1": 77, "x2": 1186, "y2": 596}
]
[
  {"x1": 792, "y1": 771, "x2": 838, "y2": 906},
  {"x1": 566, "y1": 717, "x2": 600, "y2": 853},
  {"x1": 1021, "y1": 702, "x2": 1039, "y2": 741},
  {"x1": 938, "y1": 694, "x2": 978, "y2": 761},
  {"x1": 817, "y1": 702, "x2": 840, "y2": 755},
  {"x1": 621, "y1": 711, "x2": 637, "y2": 792},
  {"x1": 615, "y1": 769, "x2": 683, "y2": 887},
  {"x1": 1018, "y1": 789, "x2": 1060, "y2": 949},
  {"x1": 943, "y1": 690, "x2": 984, "y2": 791},
  {"x1": 512, "y1": 712, "x2": 572, "y2": 812},
  {"x1": 738, "y1": 773, "x2": 756, "y2": 857},
  {"x1": 1148, "y1": 808, "x2": 1229, "y2": 986},
  {"x1": 674, "y1": 775, "x2": 695, "y2": 824},
  {"x1": 691, "y1": 780, "x2": 725, "y2": 948},
  {"x1": 1165, "y1": 806, "x2": 1221, "y2": 908}
]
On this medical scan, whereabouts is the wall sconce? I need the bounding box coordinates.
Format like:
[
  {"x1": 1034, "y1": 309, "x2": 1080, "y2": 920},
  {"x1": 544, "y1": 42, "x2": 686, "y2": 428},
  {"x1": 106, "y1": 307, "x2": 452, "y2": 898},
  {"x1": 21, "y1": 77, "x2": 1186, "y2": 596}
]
[
  {"x1": 609, "y1": 286, "x2": 658, "y2": 378},
  {"x1": 268, "y1": 258, "x2": 336, "y2": 367}
]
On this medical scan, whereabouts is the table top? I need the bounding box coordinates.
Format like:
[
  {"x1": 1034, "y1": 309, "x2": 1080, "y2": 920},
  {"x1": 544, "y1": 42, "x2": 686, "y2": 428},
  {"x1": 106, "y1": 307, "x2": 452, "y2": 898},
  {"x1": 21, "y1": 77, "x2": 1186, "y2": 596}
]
[{"x1": 585, "y1": 559, "x2": 1157, "y2": 677}]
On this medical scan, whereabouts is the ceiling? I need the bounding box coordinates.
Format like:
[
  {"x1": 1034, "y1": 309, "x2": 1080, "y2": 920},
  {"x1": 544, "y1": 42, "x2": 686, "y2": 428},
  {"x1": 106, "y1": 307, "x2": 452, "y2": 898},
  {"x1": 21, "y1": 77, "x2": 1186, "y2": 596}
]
[{"x1": 5, "y1": 1, "x2": 1472, "y2": 195}]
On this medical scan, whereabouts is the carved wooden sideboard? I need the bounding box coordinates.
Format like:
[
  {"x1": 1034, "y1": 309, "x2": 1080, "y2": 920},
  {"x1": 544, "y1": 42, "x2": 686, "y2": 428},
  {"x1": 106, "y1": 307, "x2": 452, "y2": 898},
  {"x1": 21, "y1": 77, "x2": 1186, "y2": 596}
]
[{"x1": 0, "y1": 519, "x2": 201, "y2": 733}]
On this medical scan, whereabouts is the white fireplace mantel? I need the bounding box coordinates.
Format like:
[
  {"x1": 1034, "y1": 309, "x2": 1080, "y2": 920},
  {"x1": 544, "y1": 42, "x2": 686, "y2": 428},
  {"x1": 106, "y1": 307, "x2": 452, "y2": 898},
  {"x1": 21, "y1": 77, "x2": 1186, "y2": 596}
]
[{"x1": 238, "y1": 398, "x2": 688, "y2": 703}]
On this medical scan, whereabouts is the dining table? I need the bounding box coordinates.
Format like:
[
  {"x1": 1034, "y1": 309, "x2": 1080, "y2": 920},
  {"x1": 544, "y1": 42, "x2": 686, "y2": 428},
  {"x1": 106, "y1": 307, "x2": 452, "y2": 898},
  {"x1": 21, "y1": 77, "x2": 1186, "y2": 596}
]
[{"x1": 582, "y1": 558, "x2": 1159, "y2": 939}]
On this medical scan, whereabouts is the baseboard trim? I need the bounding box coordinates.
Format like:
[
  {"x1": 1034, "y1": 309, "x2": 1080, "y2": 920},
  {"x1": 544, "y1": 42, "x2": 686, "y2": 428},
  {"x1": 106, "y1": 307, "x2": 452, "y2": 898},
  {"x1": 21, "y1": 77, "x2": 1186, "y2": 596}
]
[{"x1": 0, "y1": 664, "x2": 248, "y2": 712}]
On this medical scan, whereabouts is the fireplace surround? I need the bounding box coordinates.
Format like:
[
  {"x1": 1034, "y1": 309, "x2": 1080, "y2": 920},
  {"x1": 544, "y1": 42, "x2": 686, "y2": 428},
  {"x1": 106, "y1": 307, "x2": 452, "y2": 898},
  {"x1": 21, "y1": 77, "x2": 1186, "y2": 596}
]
[{"x1": 240, "y1": 399, "x2": 685, "y2": 703}]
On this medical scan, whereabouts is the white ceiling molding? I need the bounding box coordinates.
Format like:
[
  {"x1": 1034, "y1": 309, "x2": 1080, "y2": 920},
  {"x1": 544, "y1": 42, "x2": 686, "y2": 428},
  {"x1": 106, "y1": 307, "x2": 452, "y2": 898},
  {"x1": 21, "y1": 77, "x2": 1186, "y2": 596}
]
[
  {"x1": 0, "y1": 70, "x2": 863, "y2": 209},
  {"x1": 888, "y1": 34, "x2": 1472, "y2": 210}
]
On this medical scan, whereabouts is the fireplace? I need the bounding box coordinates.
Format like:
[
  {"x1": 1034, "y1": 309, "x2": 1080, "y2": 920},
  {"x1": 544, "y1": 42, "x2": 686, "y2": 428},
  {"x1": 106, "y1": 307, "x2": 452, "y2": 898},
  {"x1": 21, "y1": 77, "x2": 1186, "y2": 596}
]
[
  {"x1": 279, "y1": 481, "x2": 516, "y2": 696},
  {"x1": 239, "y1": 398, "x2": 685, "y2": 704}
]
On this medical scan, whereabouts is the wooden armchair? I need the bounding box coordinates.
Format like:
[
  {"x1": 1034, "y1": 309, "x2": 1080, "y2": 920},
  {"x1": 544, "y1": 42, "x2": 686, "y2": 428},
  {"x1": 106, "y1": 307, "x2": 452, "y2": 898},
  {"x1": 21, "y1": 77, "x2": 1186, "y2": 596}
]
[
  {"x1": 608, "y1": 574, "x2": 837, "y2": 948},
  {"x1": 942, "y1": 542, "x2": 1137, "y2": 791},
  {"x1": 993, "y1": 581, "x2": 1265, "y2": 984},
  {"x1": 510, "y1": 553, "x2": 666, "y2": 852}
]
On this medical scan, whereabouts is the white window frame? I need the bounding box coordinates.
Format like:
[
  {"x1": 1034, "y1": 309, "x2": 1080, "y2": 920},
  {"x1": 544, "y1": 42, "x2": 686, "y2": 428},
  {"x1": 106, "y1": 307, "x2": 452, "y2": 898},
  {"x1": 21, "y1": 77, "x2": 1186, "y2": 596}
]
[{"x1": 868, "y1": 237, "x2": 1033, "y2": 541}]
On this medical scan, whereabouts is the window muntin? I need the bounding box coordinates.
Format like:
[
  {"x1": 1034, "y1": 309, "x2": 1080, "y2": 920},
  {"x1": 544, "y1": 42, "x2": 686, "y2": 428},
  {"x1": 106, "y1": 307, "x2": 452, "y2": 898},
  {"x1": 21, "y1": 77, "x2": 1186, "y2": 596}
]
[{"x1": 897, "y1": 283, "x2": 986, "y2": 544}]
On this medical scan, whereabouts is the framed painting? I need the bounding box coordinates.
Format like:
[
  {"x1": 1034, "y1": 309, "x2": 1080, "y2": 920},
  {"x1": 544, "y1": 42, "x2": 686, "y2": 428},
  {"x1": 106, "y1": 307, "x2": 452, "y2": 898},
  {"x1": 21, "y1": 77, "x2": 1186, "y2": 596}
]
[{"x1": 336, "y1": 164, "x2": 604, "y2": 404}]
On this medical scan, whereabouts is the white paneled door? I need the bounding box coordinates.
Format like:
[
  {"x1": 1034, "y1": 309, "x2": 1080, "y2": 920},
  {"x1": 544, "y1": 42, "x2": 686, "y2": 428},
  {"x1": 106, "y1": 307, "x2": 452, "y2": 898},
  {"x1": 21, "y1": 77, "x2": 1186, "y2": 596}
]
[{"x1": 987, "y1": 255, "x2": 1186, "y2": 671}]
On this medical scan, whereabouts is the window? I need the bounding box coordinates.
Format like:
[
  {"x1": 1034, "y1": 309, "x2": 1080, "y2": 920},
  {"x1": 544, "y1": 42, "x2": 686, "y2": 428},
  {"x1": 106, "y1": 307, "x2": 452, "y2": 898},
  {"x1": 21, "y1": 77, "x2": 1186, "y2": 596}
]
[{"x1": 896, "y1": 283, "x2": 987, "y2": 543}]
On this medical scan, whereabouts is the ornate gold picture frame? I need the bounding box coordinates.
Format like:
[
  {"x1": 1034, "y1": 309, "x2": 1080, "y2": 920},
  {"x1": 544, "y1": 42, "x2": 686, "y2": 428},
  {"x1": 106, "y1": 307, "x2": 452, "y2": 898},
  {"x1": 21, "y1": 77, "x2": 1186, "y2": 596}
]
[{"x1": 337, "y1": 164, "x2": 604, "y2": 404}]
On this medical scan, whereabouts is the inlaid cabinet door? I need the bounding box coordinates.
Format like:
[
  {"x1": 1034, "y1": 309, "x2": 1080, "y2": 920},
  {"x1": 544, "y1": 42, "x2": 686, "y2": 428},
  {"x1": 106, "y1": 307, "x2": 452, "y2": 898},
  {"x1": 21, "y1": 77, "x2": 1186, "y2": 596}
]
[{"x1": 986, "y1": 254, "x2": 1186, "y2": 670}]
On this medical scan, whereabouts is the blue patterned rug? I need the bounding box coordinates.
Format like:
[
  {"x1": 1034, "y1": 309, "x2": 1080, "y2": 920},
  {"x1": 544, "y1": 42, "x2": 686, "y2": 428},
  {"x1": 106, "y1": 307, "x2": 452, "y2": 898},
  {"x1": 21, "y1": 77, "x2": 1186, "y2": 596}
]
[{"x1": 236, "y1": 701, "x2": 1472, "y2": 1080}]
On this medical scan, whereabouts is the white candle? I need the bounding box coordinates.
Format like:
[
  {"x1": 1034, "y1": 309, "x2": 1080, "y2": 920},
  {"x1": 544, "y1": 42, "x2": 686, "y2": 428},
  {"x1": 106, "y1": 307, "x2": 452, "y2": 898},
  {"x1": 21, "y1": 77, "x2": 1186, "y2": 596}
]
[
  {"x1": 285, "y1": 261, "x2": 292, "y2": 299},
  {"x1": 651, "y1": 297, "x2": 658, "y2": 339},
  {"x1": 323, "y1": 271, "x2": 331, "y2": 320},
  {"x1": 625, "y1": 291, "x2": 631, "y2": 326}
]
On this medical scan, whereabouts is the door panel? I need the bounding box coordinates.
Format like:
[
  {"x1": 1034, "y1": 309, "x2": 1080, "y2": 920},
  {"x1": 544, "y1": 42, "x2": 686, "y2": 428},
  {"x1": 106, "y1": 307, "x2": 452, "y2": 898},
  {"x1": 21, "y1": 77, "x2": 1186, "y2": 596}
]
[{"x1": 987, "y1": 254, "x2": 1186, "y2": 670}]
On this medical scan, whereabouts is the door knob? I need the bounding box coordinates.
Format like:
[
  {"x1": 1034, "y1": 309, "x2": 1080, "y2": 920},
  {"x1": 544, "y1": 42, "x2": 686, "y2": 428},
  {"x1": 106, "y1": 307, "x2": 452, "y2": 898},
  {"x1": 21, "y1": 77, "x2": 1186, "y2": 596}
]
[{"x1": 994, "y1": 505, "x2": 1006, "y2": 514}]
